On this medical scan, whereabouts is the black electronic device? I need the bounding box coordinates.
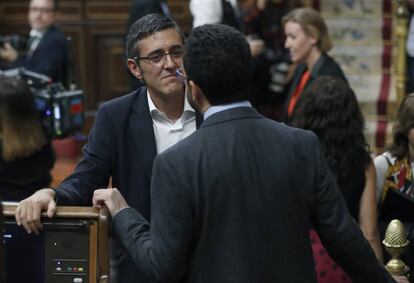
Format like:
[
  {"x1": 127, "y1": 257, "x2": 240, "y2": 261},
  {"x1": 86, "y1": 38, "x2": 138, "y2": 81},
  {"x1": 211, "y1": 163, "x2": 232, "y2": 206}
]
[
  {"x1": 0, "y1": 68, "x2": 85, "y2": 138},
  {"x1": 4, "y1": 219, "x2": 90, "y2": 283},
  {"x1": 0, "y1": 34, "x2": 28, "y2": 51}
]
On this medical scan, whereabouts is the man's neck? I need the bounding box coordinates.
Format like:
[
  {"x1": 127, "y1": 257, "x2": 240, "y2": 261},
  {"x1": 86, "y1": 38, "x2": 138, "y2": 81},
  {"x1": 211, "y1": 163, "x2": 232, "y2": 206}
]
[
  {"x1": 31, "y1": 26, "x2": 51, "y2": 34},
  {"x1": 148, "y1": 91, "x2": 185, "y2": 122}
]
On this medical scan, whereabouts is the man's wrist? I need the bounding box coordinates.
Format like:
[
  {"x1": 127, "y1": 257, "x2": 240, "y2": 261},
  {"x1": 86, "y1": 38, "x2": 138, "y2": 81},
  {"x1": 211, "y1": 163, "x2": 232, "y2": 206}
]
[
  {"x1": 114, "y1": 206, "x2": 130, "y2": 217},
  {"x1": 42, "y1": 187, "x2": 57, "y2": 203}
]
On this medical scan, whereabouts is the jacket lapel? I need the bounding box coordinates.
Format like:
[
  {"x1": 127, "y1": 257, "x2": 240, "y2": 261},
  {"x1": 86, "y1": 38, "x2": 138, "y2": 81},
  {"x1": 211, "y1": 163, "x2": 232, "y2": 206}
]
[
  {"x1": 29, "y1": 26, "x2": 54, "y2": 59},
  {"x1": 129, "y1": 88, "x2": 157, "y2": 179}
]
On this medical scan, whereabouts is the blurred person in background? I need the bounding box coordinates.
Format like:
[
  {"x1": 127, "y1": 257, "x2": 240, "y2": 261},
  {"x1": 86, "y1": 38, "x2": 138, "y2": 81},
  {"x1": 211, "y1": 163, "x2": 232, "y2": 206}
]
[
  {"x1": 0, "y1": 75, "x2": 55, "y2": 201},
  {"x1": 248, "y1": 0, "x2": 303, "y2": 120},
  {"x1": 405, "y1": 0, "x2": 414, "y2": 93},
  {"x1": 375, "y1": 94, "x2": 414, "y2": 204},
  {"x1": 0, "y1": 0, "x2": 68, "y2": 86},
  {"x1": 190, "y1": 0, "x2": 303, "y2": 121},
  {"x1": 291, "y1": 76, "x2": 384, "y2": 283},
  {"x1": 282, "y1": 7, "x2": 347, "y2": 122},
  {"x1": 127, "y1": 0, "x2": 170, "y2": 31},
  {"x1": 375, "y1": 94, "x2": 414, "y2": 283}
]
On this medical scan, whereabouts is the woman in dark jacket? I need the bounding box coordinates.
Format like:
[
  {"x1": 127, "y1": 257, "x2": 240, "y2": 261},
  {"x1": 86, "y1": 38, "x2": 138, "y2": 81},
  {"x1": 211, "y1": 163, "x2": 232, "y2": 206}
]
[{"x1": 282, "y1": 7, "x2": 347, "y2": 122}]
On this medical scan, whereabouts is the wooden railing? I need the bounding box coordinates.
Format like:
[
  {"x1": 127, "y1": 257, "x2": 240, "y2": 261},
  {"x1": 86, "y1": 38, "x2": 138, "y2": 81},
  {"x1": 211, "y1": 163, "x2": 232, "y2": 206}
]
[{"x1": 2, "y1": 203, "x2": 110, "y2": 283}]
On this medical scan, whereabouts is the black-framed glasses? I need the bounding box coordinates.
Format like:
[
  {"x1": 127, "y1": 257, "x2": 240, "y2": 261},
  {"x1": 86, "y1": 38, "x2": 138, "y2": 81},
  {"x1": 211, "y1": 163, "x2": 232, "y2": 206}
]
[{"x1": 133, "y1": 47, "x2": 184, "y2": 65}]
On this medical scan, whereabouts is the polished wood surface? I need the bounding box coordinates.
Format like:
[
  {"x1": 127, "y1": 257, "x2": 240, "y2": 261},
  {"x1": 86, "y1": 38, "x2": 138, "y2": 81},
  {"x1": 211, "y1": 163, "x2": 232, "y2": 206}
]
[{"x1": 2, "y1": 203, "x2": 101, "y2": 218}]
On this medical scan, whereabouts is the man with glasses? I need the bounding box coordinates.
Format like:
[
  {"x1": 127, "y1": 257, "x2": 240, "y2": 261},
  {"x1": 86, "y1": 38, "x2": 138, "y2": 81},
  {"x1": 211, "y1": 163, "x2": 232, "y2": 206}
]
[
  {"x1": 15, "y1": 13, "x2": 200, "y2": 283},
  {"x1": 126, "y1": 0, "x2": 171, "y2": 91},
  {"x1": 0, "y1": 0, "x2": 68, "y2": 85}
]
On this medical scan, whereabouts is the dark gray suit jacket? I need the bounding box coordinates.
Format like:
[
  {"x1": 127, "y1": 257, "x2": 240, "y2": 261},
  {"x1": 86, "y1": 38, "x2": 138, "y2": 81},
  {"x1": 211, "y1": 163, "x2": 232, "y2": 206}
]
[
  {"x1": 56, "y1": 87, "x2": 201, "y2": 283},
  {"x1": 113, "y1": 107, "x2": 395, "y2": 283}
]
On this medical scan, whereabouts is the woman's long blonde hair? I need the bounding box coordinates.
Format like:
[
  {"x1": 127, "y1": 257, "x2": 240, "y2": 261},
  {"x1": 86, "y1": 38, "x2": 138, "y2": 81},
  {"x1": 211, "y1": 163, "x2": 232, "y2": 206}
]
[{"x1": 0, "y1": 76, "x2": 47, "y2": 161}]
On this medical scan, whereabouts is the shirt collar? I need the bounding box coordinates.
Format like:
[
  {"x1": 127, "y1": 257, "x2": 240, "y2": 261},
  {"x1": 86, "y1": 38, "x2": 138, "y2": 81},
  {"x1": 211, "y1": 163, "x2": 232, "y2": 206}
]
[
  {"x1": 29, "y1": 29, "x2": 45, "y2": 38},
  {"x1": 204, "y1": 100, "x2": 252, "y2": 120},
  {"x1": 147, "y1": 91, "x2": 195, "y2": 120}
]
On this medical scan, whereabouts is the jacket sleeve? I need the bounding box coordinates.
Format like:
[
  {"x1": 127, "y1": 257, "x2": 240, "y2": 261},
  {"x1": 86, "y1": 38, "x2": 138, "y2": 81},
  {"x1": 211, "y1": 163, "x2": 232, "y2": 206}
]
[
  {"x1": 112, "y1": 152, "x2": 193, "y2": 283},
  {"x1": 56, "y1": 104, "x2": 114, "y2": 206}
]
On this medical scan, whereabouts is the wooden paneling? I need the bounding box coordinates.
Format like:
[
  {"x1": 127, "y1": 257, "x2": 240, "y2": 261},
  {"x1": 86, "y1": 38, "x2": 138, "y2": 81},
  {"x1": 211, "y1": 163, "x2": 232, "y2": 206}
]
[
  {"x1": 168, "y1": 0, "x2": 192, "y2": 32},
  {"x1": 0, "y1": 0, "x2": 193, "y2": 122},
  {"x1": 85, "y1": 1, "x2": 130, "y2": 20},
  {"x1": 59, "y1": 1, "x2": 83, "y2": 21},
  {"x1": 94, "y1": 33, "x2": 129, "y2": 105}
]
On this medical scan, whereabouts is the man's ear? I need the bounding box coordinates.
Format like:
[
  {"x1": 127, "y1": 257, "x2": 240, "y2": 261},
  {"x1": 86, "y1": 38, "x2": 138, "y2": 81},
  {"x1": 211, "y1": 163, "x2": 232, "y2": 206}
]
[
  {"x1": 189, "y1": 80, "x2": 201, "y2": 102},
  {"x1": 189, "y1": 80, "x2": 210, "y2": 111},
  {"x1": 127, "y1": 59, "x2": 143, "y2": 80}
]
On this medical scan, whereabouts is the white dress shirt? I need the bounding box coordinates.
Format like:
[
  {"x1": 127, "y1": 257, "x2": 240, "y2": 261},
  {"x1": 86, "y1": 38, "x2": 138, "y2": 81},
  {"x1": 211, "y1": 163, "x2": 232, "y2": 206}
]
[
  {"x1": 27, "y1": 29, "x2": 45, "y2": 58},
  {"x1": 147, "y1": 92, "x2": 196, "y2": 154}
]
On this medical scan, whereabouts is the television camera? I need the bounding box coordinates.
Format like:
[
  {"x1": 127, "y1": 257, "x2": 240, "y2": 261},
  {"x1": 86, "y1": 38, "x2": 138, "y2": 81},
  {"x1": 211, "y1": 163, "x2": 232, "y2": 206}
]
[
  {"x1": 0, "y1": 34, "x2": 27, "y2": 52},
  {"x1": 0, "y1": 68, "x2": 85, "y2": 139}
]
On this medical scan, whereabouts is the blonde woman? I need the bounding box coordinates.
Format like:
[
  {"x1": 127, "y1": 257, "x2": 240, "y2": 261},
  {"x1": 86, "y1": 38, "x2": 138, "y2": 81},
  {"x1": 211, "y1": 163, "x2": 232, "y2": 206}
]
[{"x1": 283, "y1": 7, "x2": 347, "y2": 121}]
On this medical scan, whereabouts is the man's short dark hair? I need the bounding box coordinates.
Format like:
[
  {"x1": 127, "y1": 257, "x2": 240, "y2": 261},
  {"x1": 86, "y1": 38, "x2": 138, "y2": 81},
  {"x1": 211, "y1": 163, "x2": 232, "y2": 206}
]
[
  {"x1": 183, "y1": 24, "x2": 252, "y2": 105},
  {"x1": 126, "y1": 13, "x2": 184, "y2": 60}
]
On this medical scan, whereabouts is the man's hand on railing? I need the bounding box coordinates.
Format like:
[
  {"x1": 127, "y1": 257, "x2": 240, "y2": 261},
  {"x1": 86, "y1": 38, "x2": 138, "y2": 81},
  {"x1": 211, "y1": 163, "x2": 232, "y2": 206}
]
[
  {"x1": 93, "y1": 188, "x2": 129, "y2": 217},
  {"x1": 14, "y1": 188, "x2": 57, "y2": 235}
]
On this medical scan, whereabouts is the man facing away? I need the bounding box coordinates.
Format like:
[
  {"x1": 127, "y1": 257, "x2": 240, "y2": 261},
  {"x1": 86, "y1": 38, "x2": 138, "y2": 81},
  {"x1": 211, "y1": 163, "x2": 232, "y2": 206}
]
[
  {"x1": 0, "y1": 0, "x2": 68, "y2": 85},
  {"x1": 15, "y1": 14, "x2": 200, "y2": 283},
  {"x1": 93, "y1": 24, "x2": 397, "y2": 283}
]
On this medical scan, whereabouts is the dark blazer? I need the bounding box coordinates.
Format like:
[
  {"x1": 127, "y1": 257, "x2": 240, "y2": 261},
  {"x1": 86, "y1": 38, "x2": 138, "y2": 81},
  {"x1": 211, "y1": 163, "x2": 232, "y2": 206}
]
[
  {"x1": 56, "y1": 87, "x2": 201, "y2": 283},
  {"x1": 283, "y1": 53, "x2": 347, "y2": 122},
  {"x1": 113, "y1": 107, "x2": 395, "y2": 283},
  {"x1": 126, "y1": 0, "x2": 167, "y2": 30},
  {"x1": 15, "y1": 26, "x2": 68, "y2": 84}
]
